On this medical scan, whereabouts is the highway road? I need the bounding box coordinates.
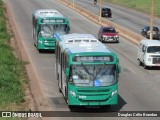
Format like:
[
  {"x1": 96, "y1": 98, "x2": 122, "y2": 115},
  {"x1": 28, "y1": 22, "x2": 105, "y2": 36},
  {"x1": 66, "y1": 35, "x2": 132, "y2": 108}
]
[
  {"x1": 70, "y1": 0, "x2": 160, "y2": 34},
  {"x1": 5, "y1": 0, "x2": 160, "y2": 120}
]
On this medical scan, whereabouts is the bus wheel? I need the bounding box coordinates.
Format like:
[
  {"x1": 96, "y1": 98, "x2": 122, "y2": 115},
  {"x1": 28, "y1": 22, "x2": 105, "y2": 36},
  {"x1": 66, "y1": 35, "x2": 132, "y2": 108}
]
[
  {"x1": 38, "y1": 49, "x2": 43, "y2": 53},
  {"x1": 65, "y1": 87, "x2": 68, "y2": 104},
  {"x1": 59, "y1": 88, "x2": 62, "y2": 93},
  {"x1": 58, "y1": 79, "x2": 62, "y2": 93},
  {"x1": 69, "y1": 106, "x2": 78, "y2": 112},
  {"x1": 34, "y1": 42, "x2": 36, "y2": 46}
]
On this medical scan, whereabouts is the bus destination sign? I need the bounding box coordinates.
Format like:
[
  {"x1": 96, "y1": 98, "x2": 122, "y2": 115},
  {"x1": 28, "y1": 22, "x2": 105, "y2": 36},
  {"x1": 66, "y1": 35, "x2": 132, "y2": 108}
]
[
  {"x1": 41, "y1": 19, "x2": 66, "y2": 23},
  {"x1": 73, "y1": 56, "x2": 114, "y2": 62}
]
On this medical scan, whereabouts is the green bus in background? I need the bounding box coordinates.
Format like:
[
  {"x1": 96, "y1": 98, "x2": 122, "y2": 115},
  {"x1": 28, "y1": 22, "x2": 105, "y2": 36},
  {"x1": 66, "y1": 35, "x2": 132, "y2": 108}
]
[
  {"x1": 55, "y1": 33, "x2": 121, "y2": 107},
  {"x1": 32, "y1": 9, "x2": 70, "y2": 52}
]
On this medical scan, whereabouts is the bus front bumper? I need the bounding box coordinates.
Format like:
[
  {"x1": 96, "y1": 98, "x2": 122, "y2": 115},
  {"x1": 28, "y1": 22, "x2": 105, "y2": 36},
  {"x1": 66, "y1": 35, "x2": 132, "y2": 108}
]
[
  {"x1": 68, "y1": 92, "x2": 118, "y2": 106},
  {"x1": 38, "y1": 40, "x2": 55, "y2": 50},
  {"x1": 68, "y1": 84, "x2": 118, "y2": 106}
]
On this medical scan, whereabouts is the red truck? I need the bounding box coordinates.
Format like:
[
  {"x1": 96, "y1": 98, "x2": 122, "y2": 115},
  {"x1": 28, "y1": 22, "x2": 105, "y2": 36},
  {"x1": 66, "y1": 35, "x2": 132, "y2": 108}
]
[{"x1": 98, "y1": 26, "x2": 119, "y2": 43}]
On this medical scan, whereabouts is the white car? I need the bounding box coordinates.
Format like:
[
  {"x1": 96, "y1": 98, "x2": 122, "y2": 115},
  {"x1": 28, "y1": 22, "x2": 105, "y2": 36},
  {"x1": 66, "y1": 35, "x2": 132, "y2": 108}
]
[{"x1": 137, "y1": 39, "x2": 160, "y2": 69}]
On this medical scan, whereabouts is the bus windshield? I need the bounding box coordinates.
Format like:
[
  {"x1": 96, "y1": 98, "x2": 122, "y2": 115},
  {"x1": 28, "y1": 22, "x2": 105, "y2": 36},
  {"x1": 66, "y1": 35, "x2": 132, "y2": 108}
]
[
  {"x1": 39, "y1": 24, "x2": 67, "y2": 38},
  {"x1": 70, "y1": 64, "x2": 116, "y2": 87}
]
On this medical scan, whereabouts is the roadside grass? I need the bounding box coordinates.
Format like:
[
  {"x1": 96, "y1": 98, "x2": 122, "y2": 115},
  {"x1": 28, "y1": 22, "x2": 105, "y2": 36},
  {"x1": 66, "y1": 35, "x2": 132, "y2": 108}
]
[
  {"x1": 105, "y1": 0, "x2": 160, "y2": 17},
  {"x1": 0, "y1": 0, "x2": 28, "y2": 114}
]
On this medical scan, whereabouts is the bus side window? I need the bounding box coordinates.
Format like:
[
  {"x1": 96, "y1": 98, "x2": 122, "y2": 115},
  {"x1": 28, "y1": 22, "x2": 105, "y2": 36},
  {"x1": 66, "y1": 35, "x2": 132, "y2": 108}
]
[
  {"x1": 60, "y1": 52, "x2": 63, "y2": 69},
  {"x1": 62, "y1": 53, "x2": 64, "y2": 70},
  {"x1": 63, "y1": 54, "x2": 67, "y2": 71},
  {"x1": 55, "y1": 43, "x2": 58, "y2": 59},
  {"x1": 58, "y1": 46, "x2": 60, "y2": 63},
  {"x1": 64, "y1": 54, "x2": 66, "y2": 70},
  {"x1": 65, "y1": 55, "x2": 68, "y2": 68}
]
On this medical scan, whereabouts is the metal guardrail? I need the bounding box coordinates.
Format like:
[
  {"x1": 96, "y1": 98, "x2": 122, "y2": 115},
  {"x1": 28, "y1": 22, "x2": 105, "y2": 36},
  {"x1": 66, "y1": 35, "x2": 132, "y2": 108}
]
[{"x1": 57, "y1": 0, "x2": 145, "y2": 45}]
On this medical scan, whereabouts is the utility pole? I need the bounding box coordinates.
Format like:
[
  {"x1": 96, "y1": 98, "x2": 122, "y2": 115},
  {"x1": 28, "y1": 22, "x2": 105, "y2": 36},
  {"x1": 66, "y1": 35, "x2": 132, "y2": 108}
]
[
  {"x1": 99, "y1": 0, "x2": 102, "y2": 22},
  {"x1": 150, "y1": 0, "x2": 154, "y2": 40},
  {"x1": 73, "y1": 0, "x2": 75, "y2": 8}
]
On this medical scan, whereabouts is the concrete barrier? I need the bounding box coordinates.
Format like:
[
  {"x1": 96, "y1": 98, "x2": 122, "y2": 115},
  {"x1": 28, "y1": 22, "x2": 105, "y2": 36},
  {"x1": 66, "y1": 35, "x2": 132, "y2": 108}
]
[{"x1": 57, "y1": 0, "x2": 145, "y2": 45}]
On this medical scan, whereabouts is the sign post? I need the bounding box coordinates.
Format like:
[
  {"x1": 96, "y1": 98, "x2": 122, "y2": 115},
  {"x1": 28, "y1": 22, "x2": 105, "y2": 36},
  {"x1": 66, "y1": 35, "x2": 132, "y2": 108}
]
[
  {"x1": 150, "y1": 0, "x2": 154, "y2": 40},
  {"x1": 99, "y1": 0, "x2": 102, "y2": 22}
]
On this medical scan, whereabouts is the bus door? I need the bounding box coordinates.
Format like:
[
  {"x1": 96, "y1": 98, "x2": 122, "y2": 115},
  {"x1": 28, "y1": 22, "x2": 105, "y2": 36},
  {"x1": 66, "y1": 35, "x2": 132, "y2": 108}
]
[
  {"x1": 59, "y1": 52, "x2": 62, "y2": 89},
  {"x1": 34, "y1": 19, "x2": 39, "y2": 46}
]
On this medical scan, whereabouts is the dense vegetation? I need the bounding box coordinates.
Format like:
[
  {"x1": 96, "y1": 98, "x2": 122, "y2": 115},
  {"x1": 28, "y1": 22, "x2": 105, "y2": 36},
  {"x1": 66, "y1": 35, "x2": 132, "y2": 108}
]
[{"x1": 0, "y1": 0, "x2": 27, "y2": 113}]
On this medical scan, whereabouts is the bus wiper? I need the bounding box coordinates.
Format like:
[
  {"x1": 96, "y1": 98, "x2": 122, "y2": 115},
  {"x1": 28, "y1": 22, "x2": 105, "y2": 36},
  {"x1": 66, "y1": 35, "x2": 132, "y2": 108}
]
[{"x1": 81, "y1": 63, "x2": 93, "y2": 76}]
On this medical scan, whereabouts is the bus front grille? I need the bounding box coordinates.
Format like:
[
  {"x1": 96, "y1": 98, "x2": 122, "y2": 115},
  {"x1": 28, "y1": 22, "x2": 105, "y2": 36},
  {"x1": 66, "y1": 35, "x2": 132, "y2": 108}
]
[
  {"x1": 44, "y1": 41, "x2": 54, "y2": 43},
  {"x1": 77, "y1": 89, "x2": 110, "y2": 93},
  {"x1": 79, "y1": 99, "x2": 109, "y2": 102},
  {"x1": 44, "y1": 41, "x2": 55, "y2": 47}
]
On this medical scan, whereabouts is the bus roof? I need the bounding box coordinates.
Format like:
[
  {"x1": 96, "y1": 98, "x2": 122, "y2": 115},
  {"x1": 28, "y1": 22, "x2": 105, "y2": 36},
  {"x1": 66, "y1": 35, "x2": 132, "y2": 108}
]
[
  {"x1": 61, "y1": 33, "x2": 99, "y2": 43},
  {"x1": 140, "y1": 39, "x2": 160, "y2": 47},
  {"x1": 57, "y1": 33, "x2": 112, "y2": 54},
  {"x1": 33, "y1": 9, "x2": 64, "y2": 18}
]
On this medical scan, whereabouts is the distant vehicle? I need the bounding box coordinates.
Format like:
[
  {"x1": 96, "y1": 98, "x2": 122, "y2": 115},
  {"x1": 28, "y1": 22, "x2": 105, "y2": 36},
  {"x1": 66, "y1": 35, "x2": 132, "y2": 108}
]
[
  {"x1": 141, "y1": 26, "x2": 160, "y2": 40},
  {"x1": 98, "y1": 26, "x2": 119, "y2": 43},
  {"x1": 94, "y1": 0, "x2": 97, "y2": 5},
  {"x1": 138, "y1": 39, "x2": 160, "y2": 69},
  {"x1": 101, "y1": 8, "x2": 112, "y2": 18},
  {"x1": 32, "y1": 9, "x2": 70, "y2": 52}
]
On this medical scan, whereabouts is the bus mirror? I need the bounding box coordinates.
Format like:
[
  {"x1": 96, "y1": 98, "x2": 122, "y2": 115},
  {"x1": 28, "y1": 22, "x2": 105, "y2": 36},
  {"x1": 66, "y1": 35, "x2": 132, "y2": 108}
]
[
  {"x1": 118, "y1": 66, "x2": 121, "y2": 73},
  {"x1": 65, "y1": 68, "x2": 69, "y2": 76},
  {"x1": 66, "y1": 25, "x2": 70, "y2": 33}
]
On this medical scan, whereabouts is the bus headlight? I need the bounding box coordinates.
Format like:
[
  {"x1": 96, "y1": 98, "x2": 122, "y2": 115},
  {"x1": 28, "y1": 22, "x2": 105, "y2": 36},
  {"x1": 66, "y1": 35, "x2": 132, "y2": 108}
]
[
  {"x1": 70, "y1": 90, "x2": 76, "y2": 98},
  {"x1": 38, "y1": 41, "x2": 43, "y2": 44},
  {"x1": 111, "y1": 90, "x2": 117, "y2": 97},
  {"x1": 148, "y1": 58, "x2": 152, "y2": 61}
]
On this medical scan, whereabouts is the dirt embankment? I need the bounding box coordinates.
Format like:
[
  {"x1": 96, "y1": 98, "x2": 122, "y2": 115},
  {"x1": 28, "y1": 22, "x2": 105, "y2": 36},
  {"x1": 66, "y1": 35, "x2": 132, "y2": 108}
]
[
  {"x1": 4, "y1": 2, "x2": 37, "y2": 112},
  {"x1": 4, "y1": 1, "x2": 51, "y2": 120}
]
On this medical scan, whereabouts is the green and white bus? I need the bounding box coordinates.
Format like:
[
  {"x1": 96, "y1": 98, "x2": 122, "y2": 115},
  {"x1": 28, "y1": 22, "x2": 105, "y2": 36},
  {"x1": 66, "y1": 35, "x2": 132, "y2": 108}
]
[
  {"x1": 32, "y1": 9, "x2": 70, "y2": 52},
  {"x1": 55, "y1": 33, "x2": 121, "y2": 107}
]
